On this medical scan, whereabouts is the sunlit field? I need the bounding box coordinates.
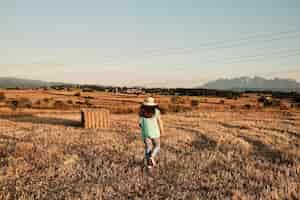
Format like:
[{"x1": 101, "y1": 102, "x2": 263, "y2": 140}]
[{"x1": 0, "y1": 89, "x2": 299, "y2": 199}]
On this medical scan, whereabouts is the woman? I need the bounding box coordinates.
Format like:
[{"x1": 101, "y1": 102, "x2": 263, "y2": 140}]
[{"x1": 139, "y1": 97, "x2": 164, "y2": 169}]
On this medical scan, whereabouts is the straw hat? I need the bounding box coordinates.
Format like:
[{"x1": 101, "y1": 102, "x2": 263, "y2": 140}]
[{"x1": 142, "y1": 97, "x2": 157, "y2": 106}]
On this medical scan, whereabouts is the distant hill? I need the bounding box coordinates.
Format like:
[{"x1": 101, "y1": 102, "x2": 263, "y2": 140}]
[
  {"x1": 0, "y1": 77, "x2": 67, "y2": 89},
  {"x1": 202, "y1": 76, "x2": 300, "y2": 92}
]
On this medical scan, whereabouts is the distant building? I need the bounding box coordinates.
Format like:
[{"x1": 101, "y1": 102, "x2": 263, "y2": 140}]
[{"x1": 123, "y1": 88, "x2": 144, "y2": 95}]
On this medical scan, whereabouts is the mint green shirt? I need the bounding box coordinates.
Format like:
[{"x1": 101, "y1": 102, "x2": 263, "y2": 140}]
[{"x1": 140, "y1": 109, "x2": 161, "y2": 139}]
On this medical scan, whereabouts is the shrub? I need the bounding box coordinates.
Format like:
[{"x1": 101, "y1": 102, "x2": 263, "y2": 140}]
[
  {"x1": 82, "y1": 88, "x2": 94, "y2": 92},
  {"x1": 226, "y1": 93, "x2": 239, "y2": 100},
  {"x1": 43, "y1": 98, "x2": 50, "y2": 103},
  {"x1": 171, "y1": 96, "x2": 177, "y2": 104},
  {"x1": 76, "y1": 101, "x2": 84, "y2": 105},
  {"x1": 0, "y1": 92, "x2": 6, "y2": 102},
  {"x1": 35, "y1": 100, "x2": 42, "y2": 106},
  {"x1": 53, "y1": 100, "x2": 68, "y2": 109},
  {"x1": 190, "y1": 99, "x2": 200, "y2": 108},
  {"x1": 18, "y1": 98, "x2": 32, "y2": 108},
  {"x1": 112, "y1": 107, "x2": 136, "y2": 114},
  {"x1": 225, "y1": 93, "x2": 234, "y2": 99},
  {"x1": 270, "y1": 99, "x2": 281, "y2": 107},
  {"x1": 74, "y1": 92, "x2": 81, "y2": 97},
  {"x1": 263, "y1": 101, "x2": 272, "y2": 107},
  {"x1": 84, "y1": 99, "x2": 92, "y2": 107},
  {"x1": 258, "y1": 96, "x2": 267, "y2": 103},
  {"x1": 7, "y1": 98, "x2": 32, "y2": 109},
  {"x1": 258, "y1": 96, "x2": 281, "y2": 107},
  {"x1": 8, "y1": 100, "x2": 18, "y2": 110},
  {"x1": 293, "y1": 96, "x2": 300, "y2": 103},
  {"x1": 171, "y1": 96, "x2": 186, "y2": 104},
  {"x1": 230, "y1": 105, "x2": 236, "y2": 109},
  {"x1": 169, "y1": 104, "x2": 191, "y2": 113},
  {"x1": 243, "y1": 104, "x2": 251, "y2": 109}
]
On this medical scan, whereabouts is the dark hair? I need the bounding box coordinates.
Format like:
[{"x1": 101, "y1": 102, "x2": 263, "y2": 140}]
[{"x1": 139, "y1": 105, "x2": 159, "y2": 118}]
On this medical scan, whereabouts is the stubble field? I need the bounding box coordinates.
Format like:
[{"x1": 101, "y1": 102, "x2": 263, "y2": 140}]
[{"x1": 0, "y1": 89, "x2": 300, "y2": 199}]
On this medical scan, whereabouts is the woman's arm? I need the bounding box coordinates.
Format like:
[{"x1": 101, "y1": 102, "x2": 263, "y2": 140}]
[
  {"x1": 139, "y1": 118, "x2": 143, "y2": 128},
  {"x1": 157, "y1": 116, "x2": 165, "y2": 135}
]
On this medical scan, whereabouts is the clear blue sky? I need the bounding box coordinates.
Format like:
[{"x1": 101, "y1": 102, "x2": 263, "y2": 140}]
[{"x1": 1, "y1": 0, "x2": 300, "y2": 87}]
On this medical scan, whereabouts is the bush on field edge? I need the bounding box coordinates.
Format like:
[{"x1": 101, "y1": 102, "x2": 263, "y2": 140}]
[
  {"x1": 0, "y1": 92, "x2": 6, "y2": 102},
  {"x1": 6, "y1": 97, "x2": 32, "y2": 109}
]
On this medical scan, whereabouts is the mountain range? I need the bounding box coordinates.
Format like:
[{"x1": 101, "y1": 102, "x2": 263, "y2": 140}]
[
  {"x1": 202, "y1": 76, "x2": 300, "y2": 92},
  {"x1": 0, "y1": 76, "x2": 300, "y2": 92},
  {"x1": 0, "y1": 77, "x2": 67, "y2": 89}
]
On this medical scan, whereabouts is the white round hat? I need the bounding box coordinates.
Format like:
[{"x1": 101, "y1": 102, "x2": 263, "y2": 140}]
[{"x1": 142, "y1": 97, "x2": 157, "y2": 106}]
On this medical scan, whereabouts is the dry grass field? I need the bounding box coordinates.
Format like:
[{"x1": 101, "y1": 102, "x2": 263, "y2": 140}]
[{"x1": 0, "y1": 89, "x2": 300, "y2": 199}]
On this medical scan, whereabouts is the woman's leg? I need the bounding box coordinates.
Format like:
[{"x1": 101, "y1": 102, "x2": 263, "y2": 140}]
[
  {"x1": 144, "y1": 137, "x2": 152, "y2": 161},
  {"x1": 150, "y1": 138, "x2": 160, "y2": 159}
]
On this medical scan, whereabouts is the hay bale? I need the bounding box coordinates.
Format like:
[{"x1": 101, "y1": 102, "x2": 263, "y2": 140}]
[{"x1": 81, "y1": 109, "x2": 111, "y2": 129}]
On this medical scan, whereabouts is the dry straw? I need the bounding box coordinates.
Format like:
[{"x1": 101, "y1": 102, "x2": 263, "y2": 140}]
[{"x1": 81, "y1": 109, "x2": 111, "y2": 129}]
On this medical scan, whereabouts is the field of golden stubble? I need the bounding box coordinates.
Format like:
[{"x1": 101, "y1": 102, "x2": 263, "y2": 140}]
[{"x1": 0, "y1": 92, "x2": 300, "y2": 199}]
